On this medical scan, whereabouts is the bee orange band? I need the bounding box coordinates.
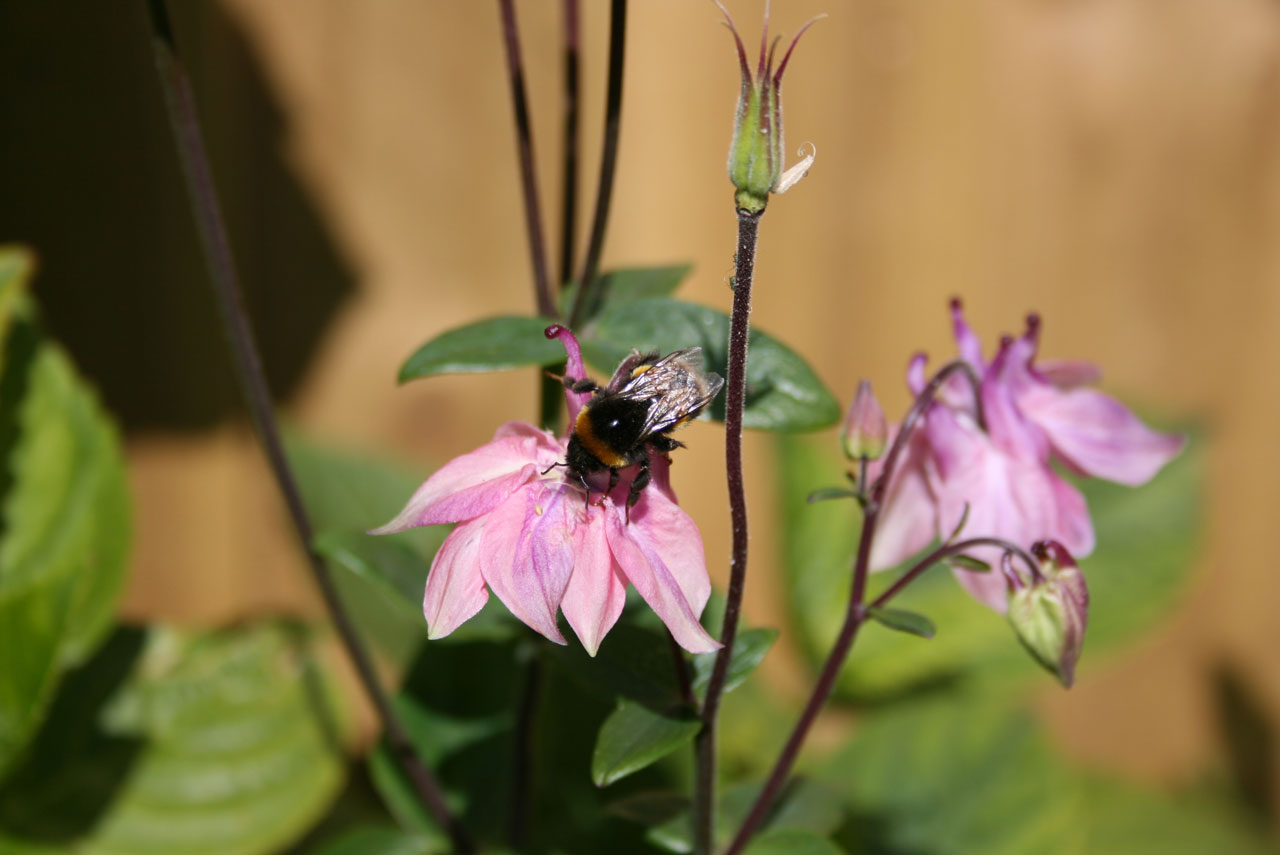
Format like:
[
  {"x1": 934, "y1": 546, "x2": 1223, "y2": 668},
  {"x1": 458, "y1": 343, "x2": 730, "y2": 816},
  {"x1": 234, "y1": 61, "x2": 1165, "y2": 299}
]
[{"x1": 574, "y1": 408, "x2": 628, "y2": 468}]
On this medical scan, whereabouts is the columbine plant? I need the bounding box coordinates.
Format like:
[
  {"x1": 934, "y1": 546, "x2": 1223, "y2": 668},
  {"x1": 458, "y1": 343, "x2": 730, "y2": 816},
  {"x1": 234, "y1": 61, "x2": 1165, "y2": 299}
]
[
  {"x1": 373, "y1": 326, "x2": 719, "y2": 657},
  {"x1": 105, "y1": 3, "x2": 1218, "y2": 855}
]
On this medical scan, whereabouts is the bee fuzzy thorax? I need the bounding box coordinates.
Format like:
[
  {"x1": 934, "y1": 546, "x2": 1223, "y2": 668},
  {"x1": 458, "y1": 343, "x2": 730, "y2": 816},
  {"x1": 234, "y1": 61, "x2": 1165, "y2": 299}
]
[{"x1": 561, "y1": 347, "x2": 725, "y2": 511}]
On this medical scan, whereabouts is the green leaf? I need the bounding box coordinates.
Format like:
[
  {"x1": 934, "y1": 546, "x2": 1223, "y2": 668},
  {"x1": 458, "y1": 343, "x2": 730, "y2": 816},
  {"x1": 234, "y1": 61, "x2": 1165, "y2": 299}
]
[
  {"x1": 0, "y1": 261, "x2": 131, "y2": 777},
  {"x1": 947, "y1": 553, "x2": 992, "y2": 573},
  {"x1": 398, "y1": 316, "x2": 562, "y2": 382},
  {"x1": 313, "y1": 531, "x2": 430, "y2": 669},
  {"x1": 312, "y1": 826, "x2": 442, "y2": 855},
  {"x1": 580, "y1": 298, "x2": 840, "y2": 432},
  {"x1": 285, "y1": 433, "x2": 448, "y2": 562},
  {"x1": 547, "y1": 622, "x2": 684, "y2": 711},
  {"x1": 744, "y1": 830, "x2": 846, "y2": 855},
  {"x1": 592, "y1": 701, "x2": 701, "y2": 787},
  {"x1": 691, "y1": 627, "x2": 779, "y2": 698},
  {"x1": 776, "y1": 429, "x2": 1205, "y2": 700},
  {"x1": 823, "y1": 694, "x2": 1269, "y2": 855},
  {"x1": 25, "y1": 623, "x2": 346, "y2": 855},
  {"x1": 806, "y1": 487, "x2": 858, "y2": 504},
  {"x1": 560, "y1": 264, "x2": 693, "y2": 319},
  {"x1": 648, "y1": 779, "x2": 846, "y2": 854},
  {"x1": 865, "y1": 606, "x2": 935, "y2": 640}
]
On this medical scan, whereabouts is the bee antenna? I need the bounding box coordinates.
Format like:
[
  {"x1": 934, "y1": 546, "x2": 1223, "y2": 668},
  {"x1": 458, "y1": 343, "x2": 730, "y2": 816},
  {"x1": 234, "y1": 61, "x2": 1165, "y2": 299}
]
[{"x1": 541, "y1": 461, "x2": 566, "y2": 475}]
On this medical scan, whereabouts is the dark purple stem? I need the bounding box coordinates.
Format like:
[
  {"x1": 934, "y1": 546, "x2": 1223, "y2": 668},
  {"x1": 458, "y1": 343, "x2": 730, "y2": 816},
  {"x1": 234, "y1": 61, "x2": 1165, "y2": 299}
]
[
  {"x1": 558, "y1": 0, "x2": 580, "y2": 289},
  {"x1": 668, "y1": 630, "x2": 696, "y2": 708},
  {"x1": 498, "y1": 0, "x2": 556, "y2": 318},
  {"x1": 724, "y1": 359, "x2": 988, "y2": 855},
  {"x1": 567, "y1": 0, "x2": 627, "y2": 329},
  {"x1": 694, "y1": 211, "x2": 761, "y2": 855},
  {"x1": 143, "y1": 4, "x2": 471, "y2": 851},
  {"x1": 508, "y1": 650, "x2": 543, "y2": 849},
  {"x1": 872, "y1": 537, "x2": 1041, "y2": 610}
]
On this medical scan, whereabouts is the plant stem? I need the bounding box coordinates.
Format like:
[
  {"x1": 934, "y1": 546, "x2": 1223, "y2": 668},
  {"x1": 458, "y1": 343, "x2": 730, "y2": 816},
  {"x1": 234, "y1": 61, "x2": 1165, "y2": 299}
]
[
  {"x1": 668, "y1": 630, "x2": 696, "y2": 708},
  {"x1": 567, "y1": 0, "x2": 627, "y2": 329},
  {"x1": 558, "y1": 0, "x2": 581, "y2": 290},
  {"x1": 508, "y1": 649, "x2": 543, "y2": 850},
  {"x1": 498, "y1": 0, "x2": 556, "y2": 318},
  {"x1": 144, "y1": 4, "x2": 472, "y2": 851},
  {"x1": 723, "y1": 359, "x2": 991, "y2": 855},
  {"x1": 694, "y1": 211, "x2": 761, "y2": 855}
]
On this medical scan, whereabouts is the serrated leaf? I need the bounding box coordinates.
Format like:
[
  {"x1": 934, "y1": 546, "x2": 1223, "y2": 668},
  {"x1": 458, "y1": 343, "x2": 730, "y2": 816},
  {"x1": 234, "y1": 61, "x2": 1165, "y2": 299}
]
[
  {"x1": 398, "y1": 316, "x2": 562, "y2": 382},
  {"x1": 691, "y1": 627, "x2": 779, "y2": 698},
  {"x1": 865, "y1": 606, "x2": 935, "y2": 639},
  {"x1": 560, "y1": 264, "x2": 693, "y2": 319},
  {"x1": 580, "y1": 297, "x2": 840, "y2": 432},
  {"x1": 64, "y1": 623, "x2": 345, "y2": 855},
  {"x1": 744, "y1": 830, "x2": 846, "y2": 855},
  {"x1": 592, "y1": 701, "x2": 700, "y2": 787},
  {"x1": 0, "y1": 263, "x2": 131, "y2": 777},
  {"x1": 776, "y1": 428, "x2": 1205, "y2": 700}
]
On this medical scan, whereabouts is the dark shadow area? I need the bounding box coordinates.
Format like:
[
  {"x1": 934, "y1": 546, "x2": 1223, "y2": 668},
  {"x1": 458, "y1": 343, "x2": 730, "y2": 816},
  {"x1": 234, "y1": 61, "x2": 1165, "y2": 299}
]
[
  {"x1": 0, "y1": 1, "x2": 353, "y2": 431},
  {"x1": 0, "y1": 626, "x2": 147, "y2": 843},
  {"x1": 1213, "y1": 662, "x2": 1276, "y2": 826}
]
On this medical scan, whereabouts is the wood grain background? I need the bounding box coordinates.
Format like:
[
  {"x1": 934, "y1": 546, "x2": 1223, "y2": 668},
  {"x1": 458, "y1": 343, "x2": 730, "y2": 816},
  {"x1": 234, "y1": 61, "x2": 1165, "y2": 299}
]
[{"x1": 106, "y1": 0, "x2": 1280, "y2": 810}]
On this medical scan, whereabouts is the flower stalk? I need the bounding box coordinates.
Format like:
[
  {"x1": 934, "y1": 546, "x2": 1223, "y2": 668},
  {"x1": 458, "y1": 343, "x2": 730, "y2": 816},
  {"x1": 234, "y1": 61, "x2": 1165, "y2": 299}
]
[
  {"x1": 143, "y1": 3, "x2": 472, "y2": 851},
  {"x1": 694, "y1": 209, "x2": 761, "y2": 855}
]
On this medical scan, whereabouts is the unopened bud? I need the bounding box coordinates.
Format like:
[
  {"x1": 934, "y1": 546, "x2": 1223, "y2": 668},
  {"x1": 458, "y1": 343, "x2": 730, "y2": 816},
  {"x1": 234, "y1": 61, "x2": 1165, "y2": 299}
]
[
  {"x1": 1007, "y1": 541, "x2": 1088, "y2": 688},
  {"x1": 717, "y1": 3, "x2": 822, "y2": 214},
  {"x1": 841, "y1": 380, "x2": 887, "y2": 461}
]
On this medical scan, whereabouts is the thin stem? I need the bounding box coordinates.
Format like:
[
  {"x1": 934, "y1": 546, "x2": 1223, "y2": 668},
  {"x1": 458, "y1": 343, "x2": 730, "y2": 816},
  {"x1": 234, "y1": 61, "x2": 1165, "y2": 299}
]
[
  {"x1": 567, "y1": 0, "x2": 628, "y2": 329},
  {"x1": 498, "y1": 0, "x2": 556, "y2": 318},
  {"x1": 144, "y1": 5, "x2": 472, "y2": 852},
  {"x1": 872, "y1": 537, "x2": 1040, "y2": 610},
  {"x1": 667, "y1": 630, "x2": 696, "y2": 708},
  {"x1": 558, "y1": 0, "x2": 581, "y2": 289},
  {"x1": 725, "y1": 359, "x2": 991, "y2": 855},
  {"x1": 869, "y1": 359, "x2": 983, "y2": 509},
  {"x1": 508, "y1": 650, "x2": 543, "y2": 850},
  {"x1": 694, "y1": 211, "x2": 762, "y2": 855}
]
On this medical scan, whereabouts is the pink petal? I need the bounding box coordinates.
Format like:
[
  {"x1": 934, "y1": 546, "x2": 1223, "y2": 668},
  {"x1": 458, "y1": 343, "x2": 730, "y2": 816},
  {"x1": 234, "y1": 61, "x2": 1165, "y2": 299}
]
[
  {"x1": 1035, "y1": 359, "x2": 1102, "y2": 390},
  {"x1": 868, "y1": 427, "x2": 938, "y2": 571},
  {"x1": 606, "y1": 495, "x2": 720, "y2": 654},
  {"x1": 560, "y1": 504, "x2": 628, "y2": 656},
  {"x1": 478, "y1": 482, "x2": 577, "y2": 644},
  {"x1": 950, "y1": 298, "x2": 985, "y2": 371},
  {"x1": 370, "y1": 424, "x2": 550, "y2": 532},
  {"x1": 926, "y1": 408, "x2": 1094, "y2": 611},
  {"x1": 980, "y1": 338, "x2": 1049, "y2": 464},
  {"x1": 422, "y1": 516, "x2": 490, "y2": 639},
  {"x1": 1022, "y1": 386, "x2": 1185, "y2": 486}
]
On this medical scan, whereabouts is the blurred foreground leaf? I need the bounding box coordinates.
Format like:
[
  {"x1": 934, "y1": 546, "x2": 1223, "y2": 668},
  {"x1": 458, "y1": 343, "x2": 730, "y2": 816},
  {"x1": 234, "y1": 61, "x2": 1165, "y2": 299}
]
[
  {"x1": 776, "y1": 428, "x2": 1204, "y2": 699},
  {"x1": 0, "y1": 247, "x2": 131, "y2": 777},
  {"x1": 823, "y1": 694, "x2": 1270, "y2": 855}
]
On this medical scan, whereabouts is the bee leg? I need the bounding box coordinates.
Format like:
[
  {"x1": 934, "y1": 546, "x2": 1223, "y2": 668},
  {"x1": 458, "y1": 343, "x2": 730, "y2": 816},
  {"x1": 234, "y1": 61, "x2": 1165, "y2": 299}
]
[
  {"x1": 607, "y1": 467, "x2": 620, "y2": 493},
  {"x1": 625, "y1": 462, "x2": 651, "y2": 524},
  {"x1": 562, "y1": 377, "x2": 599, "y2": 394}
]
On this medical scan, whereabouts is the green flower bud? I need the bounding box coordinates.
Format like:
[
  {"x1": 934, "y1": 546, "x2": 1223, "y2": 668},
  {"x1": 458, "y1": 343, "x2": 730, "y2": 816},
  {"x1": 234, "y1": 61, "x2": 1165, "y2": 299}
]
[
  {"x1": 841, "y1": 380, "x2": 888, "y2": 461},
  {"x1": 716, "y1": 2, "x2": 822, "y2": 214},
  {"x1": 1006, "y1": 541, "x2": 1088, "y2": 688}
]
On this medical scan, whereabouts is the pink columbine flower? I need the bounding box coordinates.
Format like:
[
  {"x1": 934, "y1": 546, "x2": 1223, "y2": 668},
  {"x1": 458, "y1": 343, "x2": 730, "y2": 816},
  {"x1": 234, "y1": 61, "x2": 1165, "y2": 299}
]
[
  {"x1": 371, "y1": 327, "x2": 720, "y2": 656},
  {"x1": 871, "y1": 301, "x2": 1185, "y2": 611}
]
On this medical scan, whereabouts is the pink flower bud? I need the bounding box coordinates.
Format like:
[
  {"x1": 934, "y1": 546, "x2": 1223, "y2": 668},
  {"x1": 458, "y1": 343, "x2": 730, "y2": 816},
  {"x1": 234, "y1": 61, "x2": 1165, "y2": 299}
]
[
  {"x1": 841, "y1": 380, "x2": 888, "y2": 461},
  {"x1": 1006, "y1": 541, "x2": 1088, "y2": 687}
]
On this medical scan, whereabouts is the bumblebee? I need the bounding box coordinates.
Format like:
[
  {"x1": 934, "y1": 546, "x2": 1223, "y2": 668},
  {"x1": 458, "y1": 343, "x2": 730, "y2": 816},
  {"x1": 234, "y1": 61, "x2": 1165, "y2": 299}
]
[{"x1": 558, "y1": 348, "x2": 724, "y2": 513}]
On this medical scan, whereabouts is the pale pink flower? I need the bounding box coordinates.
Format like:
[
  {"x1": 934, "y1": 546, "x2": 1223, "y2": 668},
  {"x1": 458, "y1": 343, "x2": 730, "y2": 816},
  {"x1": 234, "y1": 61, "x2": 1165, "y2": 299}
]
[
  {"x1": 872, "y1": 301, "x2": 1185, "y2": 610},
  {"x1": 371, "y1": 328, "x2": 720, "y2": 656}
]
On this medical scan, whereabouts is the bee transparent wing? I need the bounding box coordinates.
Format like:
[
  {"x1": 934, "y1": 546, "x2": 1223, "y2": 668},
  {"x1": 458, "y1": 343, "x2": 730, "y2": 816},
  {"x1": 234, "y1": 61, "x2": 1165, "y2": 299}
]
[{"x1": 616, "y1": 348, "x2": 725, "y2": 436}]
